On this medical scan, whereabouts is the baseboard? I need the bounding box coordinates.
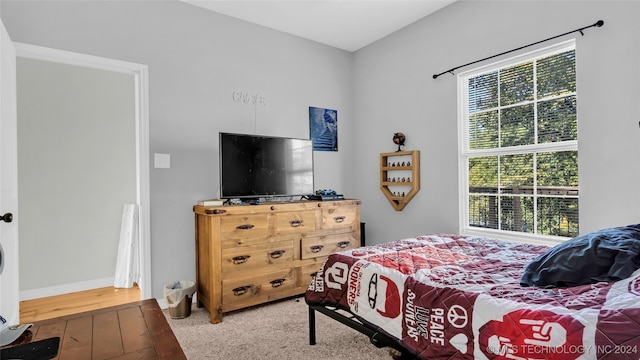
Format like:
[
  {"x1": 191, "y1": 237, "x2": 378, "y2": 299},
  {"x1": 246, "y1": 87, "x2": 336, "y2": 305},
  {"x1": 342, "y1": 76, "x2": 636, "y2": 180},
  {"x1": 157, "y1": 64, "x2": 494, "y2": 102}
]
[
  {"x1": 156, "y1": 298, "x2": 168, "y2": 309},
  {"x1": 20, "y1": 277, "x2": 115, "y2": 301}
]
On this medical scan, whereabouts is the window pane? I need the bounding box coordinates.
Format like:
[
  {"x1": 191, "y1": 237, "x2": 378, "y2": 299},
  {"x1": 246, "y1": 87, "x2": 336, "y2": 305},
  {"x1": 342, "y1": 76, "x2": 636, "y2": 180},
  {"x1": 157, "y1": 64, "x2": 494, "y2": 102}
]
[
  {"x1": 469, "y1": 195, "x2": 498, "y2": 229},
  {"x1": 538, "y1": 95, "x2": 577, "y2": 143},
  {"x1": 469, "y1": 110, "x2": 498, "y2": 150},
  {"x1": 462, "y1": 44, "x2": 578, "y2": 239},
  {"x1": 537, "y1": 197, "x2": 579, "y2": 237},
  {"x1": 537, "y1": 50, "x2": 576, "y2": 98},
  {"x1": 469, "y1": 72, "x2": 498, "y2": 113},
  {"x1": 469, "y1": 156, "x2": 498, "y2": 192},
  {"x1": 537, "y1": 151, "x2": 578, "y2": 190},
  {"x1": 500, "y1": 154, "x2": 534, "y2": 192},
  {"x1": 501, "y1": 104, "x2": 534, "y2": 147},
  {"x1": 500, "y1": 62, "x2": 533, "y2": 105},
  {"x1": 501, "y1": 196, "x2": 534, "y2": 233}
]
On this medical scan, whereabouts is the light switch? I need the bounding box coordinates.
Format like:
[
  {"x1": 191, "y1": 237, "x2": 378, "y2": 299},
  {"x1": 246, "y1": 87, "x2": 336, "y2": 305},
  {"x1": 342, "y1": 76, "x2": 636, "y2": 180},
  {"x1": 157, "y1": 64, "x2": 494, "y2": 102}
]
[{"x1": 154, "y1": 153, "x2": 170, "y2": 169}]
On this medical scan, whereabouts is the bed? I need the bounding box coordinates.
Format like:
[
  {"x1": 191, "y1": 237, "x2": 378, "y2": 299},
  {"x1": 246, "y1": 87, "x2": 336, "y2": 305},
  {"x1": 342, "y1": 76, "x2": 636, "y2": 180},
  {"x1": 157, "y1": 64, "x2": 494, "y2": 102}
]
[{"x1": 305, "y1": 226, "x2": 640, "y2": 359}]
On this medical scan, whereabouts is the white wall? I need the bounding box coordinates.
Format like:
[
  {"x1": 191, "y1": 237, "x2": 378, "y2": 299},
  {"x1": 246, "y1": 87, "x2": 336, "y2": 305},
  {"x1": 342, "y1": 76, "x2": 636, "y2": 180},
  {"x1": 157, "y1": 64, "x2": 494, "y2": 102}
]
[
  {"x1": 0, "y1": 0, "x2": 354, "y2": 300},
  {"x1": 3, "y1": 0, "x2": 640, "y2": 300},
  {"x1": 17, "y1": 57, "x2": 136, "y2": 291},
  {"x1": 352, "y1": 1, "x2": 640, "y2": 244}
]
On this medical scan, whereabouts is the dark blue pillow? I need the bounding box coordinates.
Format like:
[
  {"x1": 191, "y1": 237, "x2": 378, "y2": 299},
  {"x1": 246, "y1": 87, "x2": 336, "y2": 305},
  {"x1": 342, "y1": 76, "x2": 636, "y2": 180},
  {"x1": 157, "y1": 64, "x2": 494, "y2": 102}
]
[{"x1": 520, "y1": 224, "x2": 640, "y2": 287}]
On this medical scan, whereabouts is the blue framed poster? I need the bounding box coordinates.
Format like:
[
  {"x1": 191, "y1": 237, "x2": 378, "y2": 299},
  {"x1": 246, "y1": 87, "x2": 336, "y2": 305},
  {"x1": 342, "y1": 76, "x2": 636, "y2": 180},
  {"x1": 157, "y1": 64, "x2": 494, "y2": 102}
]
[{"x1": 309, "y1": 106, "x2": 337, "y2": 151}]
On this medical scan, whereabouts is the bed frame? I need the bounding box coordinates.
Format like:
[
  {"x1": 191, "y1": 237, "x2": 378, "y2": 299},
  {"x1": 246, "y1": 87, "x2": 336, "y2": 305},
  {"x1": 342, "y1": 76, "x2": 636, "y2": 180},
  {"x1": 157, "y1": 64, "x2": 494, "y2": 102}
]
[{"x1": 308, "y1": 304, "x2": 419, "y2": 360}]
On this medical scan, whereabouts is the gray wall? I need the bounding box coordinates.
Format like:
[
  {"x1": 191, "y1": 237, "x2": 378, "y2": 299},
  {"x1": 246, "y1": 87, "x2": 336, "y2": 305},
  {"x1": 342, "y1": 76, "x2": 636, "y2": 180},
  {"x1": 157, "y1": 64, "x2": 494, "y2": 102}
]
[
  {"x1": 352, "y1": 1, "x2": 640, "y2": 244},
  {"x1": 3, "y1": 1, "x2": 640, "y2": 300},
  {"x1": 17, "y1": 57, "x2": 136, "y2": 290},
  {"x1": 1, "y1": 0, "x2": 354, "y2": 300}
]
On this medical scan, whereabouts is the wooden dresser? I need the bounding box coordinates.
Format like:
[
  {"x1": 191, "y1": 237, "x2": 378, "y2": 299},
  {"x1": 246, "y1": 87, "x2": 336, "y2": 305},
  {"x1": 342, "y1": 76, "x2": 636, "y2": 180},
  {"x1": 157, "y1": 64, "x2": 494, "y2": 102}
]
[{"x1": 193, "y1": 199, "x2": 360, "y2": 324}]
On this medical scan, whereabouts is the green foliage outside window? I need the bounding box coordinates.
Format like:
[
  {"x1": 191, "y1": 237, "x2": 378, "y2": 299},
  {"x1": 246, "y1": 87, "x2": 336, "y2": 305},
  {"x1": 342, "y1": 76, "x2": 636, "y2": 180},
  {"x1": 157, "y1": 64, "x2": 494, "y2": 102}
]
[{"x1": 465, "y1": 48, "x2": 578, "y2": 238}]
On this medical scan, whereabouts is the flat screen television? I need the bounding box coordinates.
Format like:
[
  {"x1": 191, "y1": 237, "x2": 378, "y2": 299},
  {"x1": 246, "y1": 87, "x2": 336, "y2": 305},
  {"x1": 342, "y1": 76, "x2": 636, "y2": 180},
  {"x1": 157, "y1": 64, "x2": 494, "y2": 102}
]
[{"x1": 219, "y1": 132, "x2": 314, "y2": 200}]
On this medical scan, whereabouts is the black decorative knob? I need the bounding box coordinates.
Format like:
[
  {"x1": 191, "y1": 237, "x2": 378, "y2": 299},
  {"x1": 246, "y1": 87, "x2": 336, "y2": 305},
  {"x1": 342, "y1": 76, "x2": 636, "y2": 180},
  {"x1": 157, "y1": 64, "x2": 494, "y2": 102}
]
[{"x1": 1, "y1": 213, "x2": 13, "y2": 223}]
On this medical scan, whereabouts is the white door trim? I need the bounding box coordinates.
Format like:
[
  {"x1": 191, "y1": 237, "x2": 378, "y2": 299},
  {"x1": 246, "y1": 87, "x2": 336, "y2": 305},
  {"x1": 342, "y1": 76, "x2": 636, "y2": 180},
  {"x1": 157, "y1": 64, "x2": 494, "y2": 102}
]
[
  {"x1": 14, "y1": 43, "x2": 152, "y2": 300},
  {"x1": 1, "y1": 20, "x2": 19, "y2": 324}
]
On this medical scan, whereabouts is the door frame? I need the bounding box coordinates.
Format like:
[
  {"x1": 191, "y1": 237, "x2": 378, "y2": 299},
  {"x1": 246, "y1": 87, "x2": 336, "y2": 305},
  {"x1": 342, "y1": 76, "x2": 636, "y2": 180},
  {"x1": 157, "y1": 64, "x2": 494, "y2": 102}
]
[
  {"x1": 1, "y1": 19, "x2": 18, "y2": 324},
  {"x1": 14, "y1": 43, "x2": 152, "y2": 299}
]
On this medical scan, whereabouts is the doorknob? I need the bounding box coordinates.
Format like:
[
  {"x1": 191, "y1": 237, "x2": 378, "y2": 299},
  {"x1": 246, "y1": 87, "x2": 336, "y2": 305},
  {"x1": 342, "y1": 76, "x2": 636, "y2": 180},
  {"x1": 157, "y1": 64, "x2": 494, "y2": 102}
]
[{"x1": 1, "y1": 213, "x2": 13, "y2": 223}]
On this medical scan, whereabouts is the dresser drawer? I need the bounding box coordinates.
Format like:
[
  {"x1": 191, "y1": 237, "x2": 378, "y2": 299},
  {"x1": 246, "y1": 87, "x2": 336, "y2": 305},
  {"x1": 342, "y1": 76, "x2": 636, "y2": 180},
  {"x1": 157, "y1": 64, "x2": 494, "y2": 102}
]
[
  {"x1": 321, "y1": 206, "x2": 357, "y2": 230},
  {"x1": 301, "y1": 233, "x2": 357, "y2": 259},
  {"x1": 219, "y1": 214, "x2": 269, "y2": 240},
  {"x1": 222, "y1": 268, "x2": 296, "y2": 309},
  {"x1": 299, "y1": 262, "x2": 324, "y2": 288},
  {"x1": 274, "y1": 211, "x2": 316, "y2": 234},
  {"x1": 221, "y1": 240, "x2": 294, "y2": 274}
]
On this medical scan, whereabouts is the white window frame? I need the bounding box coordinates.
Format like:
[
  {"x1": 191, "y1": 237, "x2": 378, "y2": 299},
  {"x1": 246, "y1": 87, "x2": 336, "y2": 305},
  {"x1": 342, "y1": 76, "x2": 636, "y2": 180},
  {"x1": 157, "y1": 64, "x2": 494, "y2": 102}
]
[{"x1": 457, "y1": 39, "x2": 577, "y2": 246}]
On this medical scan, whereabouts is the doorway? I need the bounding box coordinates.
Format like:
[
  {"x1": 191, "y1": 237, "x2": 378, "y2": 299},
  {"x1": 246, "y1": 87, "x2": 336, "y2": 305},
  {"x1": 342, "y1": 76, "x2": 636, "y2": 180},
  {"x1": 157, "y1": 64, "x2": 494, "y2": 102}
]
[{"x1": 14, "y1": 43, "x2": 150, "y2": 302}]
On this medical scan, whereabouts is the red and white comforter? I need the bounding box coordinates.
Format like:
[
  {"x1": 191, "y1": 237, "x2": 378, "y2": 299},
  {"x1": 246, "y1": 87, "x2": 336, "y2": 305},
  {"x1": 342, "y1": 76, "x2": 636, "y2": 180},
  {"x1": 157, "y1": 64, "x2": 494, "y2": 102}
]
[{"x1": 305, "y1": 234, "x2": 640, "y2": 359}]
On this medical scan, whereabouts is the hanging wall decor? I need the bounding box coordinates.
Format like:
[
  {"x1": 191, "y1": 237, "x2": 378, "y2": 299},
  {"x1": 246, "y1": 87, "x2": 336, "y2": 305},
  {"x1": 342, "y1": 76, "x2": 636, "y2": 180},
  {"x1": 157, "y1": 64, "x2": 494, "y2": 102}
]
[
  {"x1": 393, "y1": 132, "x2": 406, "y2": 152},
  {"x1": 380, "y1": 150, "x2": 420, "y2": 211},
  {"x1": 309, "y1": 106, "x2": 338, "y2": 151}
]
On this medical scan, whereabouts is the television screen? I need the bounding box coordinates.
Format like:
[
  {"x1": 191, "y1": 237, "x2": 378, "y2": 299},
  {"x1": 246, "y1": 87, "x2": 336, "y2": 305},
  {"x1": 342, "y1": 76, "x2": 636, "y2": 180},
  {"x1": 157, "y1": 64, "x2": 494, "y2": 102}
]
[{"x1": 219, "y1": 132, "x2": 314, "y2": 199}]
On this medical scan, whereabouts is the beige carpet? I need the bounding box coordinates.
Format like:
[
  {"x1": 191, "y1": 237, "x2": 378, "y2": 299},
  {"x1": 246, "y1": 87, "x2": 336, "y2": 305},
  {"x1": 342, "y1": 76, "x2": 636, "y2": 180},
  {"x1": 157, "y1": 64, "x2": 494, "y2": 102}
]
[{"x1": 164, "y1": 296, "x2": 395, "y2": 360}]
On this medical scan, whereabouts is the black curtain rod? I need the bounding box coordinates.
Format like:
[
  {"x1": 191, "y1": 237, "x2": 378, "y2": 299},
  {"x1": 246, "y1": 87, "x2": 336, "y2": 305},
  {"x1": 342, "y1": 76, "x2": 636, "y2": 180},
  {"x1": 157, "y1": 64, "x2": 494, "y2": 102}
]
[{"x1": 432, "y1": 19, "x2": 604, "y2": 79}]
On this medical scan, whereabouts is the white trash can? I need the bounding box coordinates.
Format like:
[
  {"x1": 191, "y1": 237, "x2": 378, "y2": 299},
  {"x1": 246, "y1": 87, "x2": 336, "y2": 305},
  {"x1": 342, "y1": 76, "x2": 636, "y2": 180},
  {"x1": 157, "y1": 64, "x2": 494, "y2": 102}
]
[{"x1": 164, "y1": 280, "x2": 196, "y2": 319}]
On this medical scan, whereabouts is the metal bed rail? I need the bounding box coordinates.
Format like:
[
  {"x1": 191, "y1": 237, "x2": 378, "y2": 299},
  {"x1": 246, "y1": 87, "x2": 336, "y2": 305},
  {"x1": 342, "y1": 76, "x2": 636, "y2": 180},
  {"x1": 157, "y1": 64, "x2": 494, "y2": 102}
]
[{"x1": 308, "y1": 304, "x2": 418, "y2": 359}]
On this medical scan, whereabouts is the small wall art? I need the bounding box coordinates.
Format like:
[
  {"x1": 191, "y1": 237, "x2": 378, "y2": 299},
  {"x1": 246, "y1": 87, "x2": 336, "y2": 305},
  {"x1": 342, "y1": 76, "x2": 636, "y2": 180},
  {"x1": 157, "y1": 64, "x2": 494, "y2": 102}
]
[{"x1": 309, "y1": 106, "x2": 337, "y2": 151}]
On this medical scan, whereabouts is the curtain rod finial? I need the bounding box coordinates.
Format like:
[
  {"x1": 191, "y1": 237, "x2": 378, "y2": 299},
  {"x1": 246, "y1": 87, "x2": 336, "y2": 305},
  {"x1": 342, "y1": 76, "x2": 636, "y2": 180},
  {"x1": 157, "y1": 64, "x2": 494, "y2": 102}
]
[{"x1": 433, "y1": 20, "x2": 602, "y2": 81}]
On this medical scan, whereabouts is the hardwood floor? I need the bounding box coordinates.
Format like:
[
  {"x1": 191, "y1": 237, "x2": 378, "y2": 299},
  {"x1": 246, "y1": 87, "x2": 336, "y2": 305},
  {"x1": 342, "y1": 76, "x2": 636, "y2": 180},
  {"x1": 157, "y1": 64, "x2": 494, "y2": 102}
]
[{"x1": 19, "y1": 285, "x2": 141, "y2": 323}]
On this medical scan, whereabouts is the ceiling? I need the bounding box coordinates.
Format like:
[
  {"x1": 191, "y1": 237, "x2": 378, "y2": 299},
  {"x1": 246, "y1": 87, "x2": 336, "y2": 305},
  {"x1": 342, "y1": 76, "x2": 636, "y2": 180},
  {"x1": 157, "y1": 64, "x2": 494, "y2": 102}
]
[{"x1": 180, "y1": 0, "x2": 457, "y2": 52}]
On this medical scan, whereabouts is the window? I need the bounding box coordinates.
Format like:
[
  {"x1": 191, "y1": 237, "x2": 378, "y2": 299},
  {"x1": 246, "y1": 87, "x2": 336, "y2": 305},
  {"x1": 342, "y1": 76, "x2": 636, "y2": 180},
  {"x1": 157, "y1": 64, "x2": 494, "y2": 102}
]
[{"x1": 458, "y1": 40, "x2": 578, "y2": 241}]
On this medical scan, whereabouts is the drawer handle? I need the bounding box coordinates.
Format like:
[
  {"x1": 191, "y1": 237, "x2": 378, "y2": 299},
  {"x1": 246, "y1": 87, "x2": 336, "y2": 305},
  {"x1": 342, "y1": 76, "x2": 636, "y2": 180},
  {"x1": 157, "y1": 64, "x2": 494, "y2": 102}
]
[
  {"x1": 269, "y1": 250, "x2": 286, "y2": 259},
  {"x1": 289, "y1": 219, "x2": 303, "y2": 227},
  {"x1": 232, "y1": 255, "x2": 250, "y2": 264},
  {"x1": 337, "y1": 241, "x2": 351, "y2": 248},
  {"x1": 236, "y1": 224, "x2": 255, "y2": 230},
  {"x1": 310, "y1": 245, "x2": 324, "y2": 253},
  {"x1": 333, "y1": 216, "x2": 346, "y2": 223},
  {"x1": 270, "y1": 278, "x2": 286, "y2": 288},
  {"x1": 205, "y1": 209, "x2": 227, "y2": 215},
  {"x1": 232, "y1": 286, "x2": 251, "y2": 296}
]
